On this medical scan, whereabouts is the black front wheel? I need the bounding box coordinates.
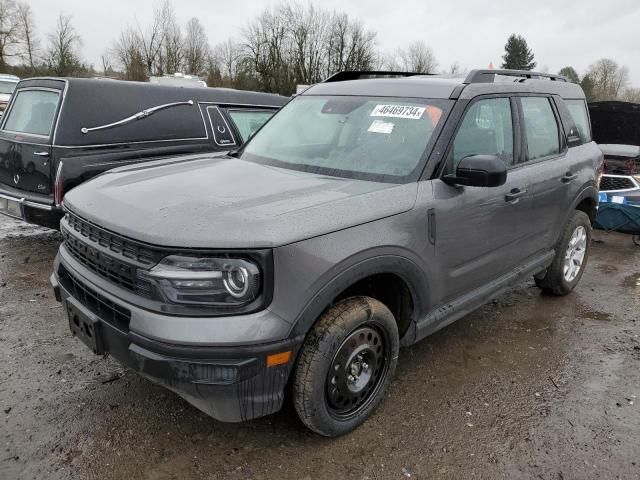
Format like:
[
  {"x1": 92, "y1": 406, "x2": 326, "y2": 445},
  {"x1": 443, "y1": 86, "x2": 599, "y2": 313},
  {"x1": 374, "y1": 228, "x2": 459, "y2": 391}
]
[{"x1": 293, "y1": 296, "x2": 399, "y2": 437}]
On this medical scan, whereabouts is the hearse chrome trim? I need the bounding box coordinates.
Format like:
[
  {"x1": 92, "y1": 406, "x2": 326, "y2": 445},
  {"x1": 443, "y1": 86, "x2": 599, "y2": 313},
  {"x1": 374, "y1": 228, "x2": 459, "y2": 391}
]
[
  {"x1": 22, "y1": 200, "x2": 53, "y2": 210},
  {"x1": 80, "y1": 100, "x2": 195, "y2": 134},
  {"x1": 54, "y1": 161, "x2": 64, "y2": 206},
  {"x1": 0, "y1": 192, "x2": 54, "y2": 212}
]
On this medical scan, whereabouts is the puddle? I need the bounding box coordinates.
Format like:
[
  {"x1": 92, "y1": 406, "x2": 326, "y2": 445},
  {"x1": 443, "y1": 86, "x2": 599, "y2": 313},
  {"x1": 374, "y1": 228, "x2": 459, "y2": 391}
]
[
  {"x1": 596, "y1": 263, "x2": 619, "y2": 273},
  {"x1": 622, "y1": 273, "x2": 640, "y2": 288},
  {"x1": 578, "y1": 306, "x2": 612, "y2": 321}
]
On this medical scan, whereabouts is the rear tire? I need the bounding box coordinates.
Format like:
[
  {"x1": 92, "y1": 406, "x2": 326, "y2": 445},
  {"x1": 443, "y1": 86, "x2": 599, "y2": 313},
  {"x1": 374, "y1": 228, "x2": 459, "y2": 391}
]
[
  {"x1": 293, "y1": 297, "x2": 399, "y2": 437},
  {"x1": 535, "y1": 210, "x2": 591, "y2": 295}
]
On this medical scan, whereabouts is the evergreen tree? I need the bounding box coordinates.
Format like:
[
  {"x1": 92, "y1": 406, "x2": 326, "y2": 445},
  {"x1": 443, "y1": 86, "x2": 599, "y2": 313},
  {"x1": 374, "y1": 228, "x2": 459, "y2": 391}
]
[
  {"x1": 501, "y1": 34, "x2": 536, "y2": 71},
  {"x1": 559, "y1": 66, "x2": 580, "y2": 84}
]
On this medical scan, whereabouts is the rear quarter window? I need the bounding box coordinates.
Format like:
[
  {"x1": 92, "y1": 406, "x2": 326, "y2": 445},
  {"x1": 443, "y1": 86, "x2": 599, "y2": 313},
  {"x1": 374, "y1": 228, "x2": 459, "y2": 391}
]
[
  {"x1": 565, "y1": 99, "x2": 592, "y2": 144},
  {"x1": 3, "y1": 89, "x2": 60, "y2": 137}
]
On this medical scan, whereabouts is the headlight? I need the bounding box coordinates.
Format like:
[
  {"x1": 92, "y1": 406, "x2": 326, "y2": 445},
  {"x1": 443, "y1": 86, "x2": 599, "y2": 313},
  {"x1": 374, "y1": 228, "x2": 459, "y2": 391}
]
[{"x1": 139, "y1": 255, "x2": 261, "y2": 307}]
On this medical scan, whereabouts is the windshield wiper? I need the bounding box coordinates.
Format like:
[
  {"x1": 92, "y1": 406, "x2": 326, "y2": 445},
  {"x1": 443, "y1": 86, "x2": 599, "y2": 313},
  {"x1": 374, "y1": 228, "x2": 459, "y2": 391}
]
[{"x1": 80, "y1": 100, "x2": 194, "y2": 134}]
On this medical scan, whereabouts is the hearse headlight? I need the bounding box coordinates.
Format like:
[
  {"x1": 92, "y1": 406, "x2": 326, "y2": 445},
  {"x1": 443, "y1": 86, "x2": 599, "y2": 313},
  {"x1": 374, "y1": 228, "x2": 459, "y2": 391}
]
[{"x1": 139, "y1": 255, "x2": 261, "y2": 307}]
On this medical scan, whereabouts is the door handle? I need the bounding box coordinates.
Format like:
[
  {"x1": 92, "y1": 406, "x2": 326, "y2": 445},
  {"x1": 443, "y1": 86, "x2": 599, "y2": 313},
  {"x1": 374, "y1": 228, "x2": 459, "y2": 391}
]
[
  {"x1": 33, "y1": 151, "x2": 49, "y2": 157},
  {"x1": 562, "y1": 172, "x2": 578, "y2": 183},
  {"x1": 505, "y1": 188, "x2": 527, "y2": 203}
]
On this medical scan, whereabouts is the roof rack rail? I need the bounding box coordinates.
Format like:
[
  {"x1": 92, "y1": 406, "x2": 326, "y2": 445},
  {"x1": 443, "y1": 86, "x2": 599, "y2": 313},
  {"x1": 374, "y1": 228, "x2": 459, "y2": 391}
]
[
  {"x1": 323, "y1": 71, "x2": 426, "y2": 83},
  {"x1": 464, "y1": 69, "x2": 568, "y2": 84}
]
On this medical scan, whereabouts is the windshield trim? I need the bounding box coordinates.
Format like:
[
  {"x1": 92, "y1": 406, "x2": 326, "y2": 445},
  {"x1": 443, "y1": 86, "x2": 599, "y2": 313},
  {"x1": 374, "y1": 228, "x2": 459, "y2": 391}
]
[{"x1": 238, "y1": 95, "x2": 453, "y2": 184}]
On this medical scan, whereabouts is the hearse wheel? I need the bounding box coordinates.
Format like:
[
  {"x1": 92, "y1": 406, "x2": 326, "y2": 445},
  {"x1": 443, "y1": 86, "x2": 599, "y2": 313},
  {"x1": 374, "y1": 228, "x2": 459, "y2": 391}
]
[
  {"x1": 293, "y1": 296, "x2": 399, "y2": 437},
  {"x1": 535, "y1": 210, "x2": 592, "y2": 295}
]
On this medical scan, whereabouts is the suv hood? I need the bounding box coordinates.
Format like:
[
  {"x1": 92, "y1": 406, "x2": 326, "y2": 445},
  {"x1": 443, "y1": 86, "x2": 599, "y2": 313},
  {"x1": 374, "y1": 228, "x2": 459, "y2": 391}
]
[
  {"x1": 589, "y1": 101, "x2": 640, "y2": 175},
  {"x1": 589, "y1": 101, "x2": 640, "y2": 148},
  {"x1": 64, "y1": 154, "x2": 417, "y2": 248}
]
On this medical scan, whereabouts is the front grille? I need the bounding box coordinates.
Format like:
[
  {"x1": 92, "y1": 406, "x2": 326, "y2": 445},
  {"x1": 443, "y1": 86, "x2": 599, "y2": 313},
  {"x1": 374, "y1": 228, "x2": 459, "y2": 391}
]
[
  {"x1": 62, "y1": 212, "x2": 159, "y2": 298},
  {"x1": 59, "y1": 265, "x2": 131, "y2": 332},
  {"x1": 66, "y1": 212, "x2": 157, "y2": 265},
  {"x1": 600, "y1": 175, "x2": 636, "y2": 192}
]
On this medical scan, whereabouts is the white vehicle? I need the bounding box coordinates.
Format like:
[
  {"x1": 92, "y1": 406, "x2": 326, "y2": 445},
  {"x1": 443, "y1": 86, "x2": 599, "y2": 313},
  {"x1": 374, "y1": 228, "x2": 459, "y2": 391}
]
[
  {"x1": 0, "y1": 74, "x2": 19, "y2": 115},
  {"x1": 149, "y1": 73, "x2": 207, "y2": 88}
]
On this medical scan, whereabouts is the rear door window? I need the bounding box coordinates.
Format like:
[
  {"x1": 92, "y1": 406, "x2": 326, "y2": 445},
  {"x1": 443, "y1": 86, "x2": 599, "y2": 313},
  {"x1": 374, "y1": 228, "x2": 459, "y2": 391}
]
[
  {"x1": 521, "y1": 97, "x2": 560, "y2": 161},
  {"x1": 565, "y1": 99, "x2": 592, "y2": 143},
  {"x1": 227, "y1": 110, "x2": 275, "y2": 142},
  {"x1": 3, "y1": 89, "x2": 60, "y2": 137}
]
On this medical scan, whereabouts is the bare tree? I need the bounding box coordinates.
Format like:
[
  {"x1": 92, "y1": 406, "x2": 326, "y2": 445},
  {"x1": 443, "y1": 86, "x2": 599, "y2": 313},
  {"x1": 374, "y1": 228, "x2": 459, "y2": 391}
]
[
  {"x1": 112, "y1": 27, "x2": 147, "y2": 81},
  {"x1": 161, "y1": 2, "x2": 182, "y2": 74},
  {"x1": 16, "y1": 2, "x2": 38, "y2": 68},
  {"x1": 184, "y1": 17, "x2": 208, "y2": 75},
  {"x1": 45, "y1": 13, "x2": 83, "y2": 76},
  {"x1": 389, "y1": 40, "x2": 438, "y2": 73},
  {"x1": 621, "y1": 87, "x2": 640, "y2": 104},
  {"x1": 287, "y1": 3, "x2": 329, "y2": 84},
  {"x1": 138, "y1": 0, "x2": 168, "y2": 76},
  {"x1": 213, "y1": 38, "x2": 242, "y2": 80},
  {"x1": 0, "y1": 0, "x2": 21, "y2": 69},
  {"x1": 447, "y1": 61, "x2": 464, "y2": 76},
  {"x1": 587, "y1": 58, "x2": 629, "y2": 101},
  {"x1": 326, "y1": 14, "x2": 376, "y2": 76},
  {"x1": 243, "y1": 4, "x2": 293, "y2": 94}
]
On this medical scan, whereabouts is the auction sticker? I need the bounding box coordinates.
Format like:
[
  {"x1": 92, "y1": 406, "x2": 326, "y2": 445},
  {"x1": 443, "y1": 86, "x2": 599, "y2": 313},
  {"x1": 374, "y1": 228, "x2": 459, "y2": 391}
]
[
  {"x1": 371, "y1": 104, "x2": 425, "y2": 120},
  {"x1": 368, "y1": 119, "x2": 394, "y2": 134}
]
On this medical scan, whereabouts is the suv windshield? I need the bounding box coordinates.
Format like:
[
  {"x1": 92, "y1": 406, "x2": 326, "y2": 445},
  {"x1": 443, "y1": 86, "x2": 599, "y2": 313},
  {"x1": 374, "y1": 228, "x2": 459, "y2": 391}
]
[{"x1": 241, "y1": 95, "x2": 450, "y2": 182}]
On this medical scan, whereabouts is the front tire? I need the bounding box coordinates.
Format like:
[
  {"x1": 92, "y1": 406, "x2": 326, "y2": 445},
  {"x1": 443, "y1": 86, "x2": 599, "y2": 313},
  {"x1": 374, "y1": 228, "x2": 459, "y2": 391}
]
[
  {"x1": 293, "y1": 297, "x2": 399, "y2": 437},
  {"x1": 535, "y1": 210, "x2": 592, "y2": 295}
]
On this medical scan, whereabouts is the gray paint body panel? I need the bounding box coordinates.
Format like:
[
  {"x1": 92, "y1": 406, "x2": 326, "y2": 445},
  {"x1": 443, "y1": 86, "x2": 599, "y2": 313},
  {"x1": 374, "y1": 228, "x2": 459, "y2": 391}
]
[{"x1": 63, "y1": 154, "x2": 417, "y2": 248}]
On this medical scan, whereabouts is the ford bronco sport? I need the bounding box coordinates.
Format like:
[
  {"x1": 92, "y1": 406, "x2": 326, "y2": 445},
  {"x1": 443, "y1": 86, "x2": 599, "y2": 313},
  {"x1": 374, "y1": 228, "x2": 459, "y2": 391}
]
[{"x1": 51, "y1": 69, "x2": 602, "y2": 437}]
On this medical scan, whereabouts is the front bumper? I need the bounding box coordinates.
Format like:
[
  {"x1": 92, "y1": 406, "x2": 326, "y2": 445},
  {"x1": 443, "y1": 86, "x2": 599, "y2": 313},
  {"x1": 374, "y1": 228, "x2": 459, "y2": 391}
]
[
  {"x1": 600, "y1": 174, "x2": 640, "y2": 206},
  {"x1": 51, "y1": 248, "x2": 302, "y2": 423}
]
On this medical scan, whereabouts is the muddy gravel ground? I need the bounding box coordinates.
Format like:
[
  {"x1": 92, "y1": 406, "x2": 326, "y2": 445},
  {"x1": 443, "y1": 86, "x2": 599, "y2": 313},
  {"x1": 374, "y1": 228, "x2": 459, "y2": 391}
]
[{"x1": 1, "y1": 216, "x2": 639, "y2": 480}]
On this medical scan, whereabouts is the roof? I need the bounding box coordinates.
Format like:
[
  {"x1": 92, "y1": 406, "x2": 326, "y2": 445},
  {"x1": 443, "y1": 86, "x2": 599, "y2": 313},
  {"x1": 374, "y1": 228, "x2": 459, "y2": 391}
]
[
  {"x1": 19, "y1": 77, "x2": 288, "y2": 106},
  {"x1": 304, "y1": 76, "x2": 461, "y2": 99},
  {"x1": 12, "y1": 77, "x2": 288, "y2": 146},
  {"x1": 303, "y1": 71, "x2": 585, "y2": 100}
]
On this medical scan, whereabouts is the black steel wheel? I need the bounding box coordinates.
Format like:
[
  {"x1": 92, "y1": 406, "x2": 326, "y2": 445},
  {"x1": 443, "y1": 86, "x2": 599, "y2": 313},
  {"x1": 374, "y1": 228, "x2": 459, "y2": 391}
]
[
  {"x1": 293, "y1": 296, "x2": 399, "y2": 437},
  {"x1": 326, "y1": 325, "x2": 390, "y2": 419}
]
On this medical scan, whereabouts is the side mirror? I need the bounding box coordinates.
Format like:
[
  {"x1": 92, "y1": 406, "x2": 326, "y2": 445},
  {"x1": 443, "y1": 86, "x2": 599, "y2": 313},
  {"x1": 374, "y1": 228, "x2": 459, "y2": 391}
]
[{"x1": 443, "y1": 154, "x2": 507, "y2": 187}]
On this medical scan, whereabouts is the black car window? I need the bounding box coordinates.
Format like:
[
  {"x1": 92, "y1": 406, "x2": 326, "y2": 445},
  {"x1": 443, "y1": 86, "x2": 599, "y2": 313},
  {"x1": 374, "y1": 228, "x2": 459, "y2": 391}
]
[
  {"x1": 3, "y1": 89, "x2": 60, "y2": 137},
  {"x1": 445, "y1": 97, "x2": 514, "y2": 174},
  {"x1": 521, "y1": 97, "x2": 560, "y2": 161},
  {"x1": 227, "y1": 110, "x2": 274, "y2": 142},
  {"x1": 565, "y1": 99, "x2": 592, "y2": 144}
]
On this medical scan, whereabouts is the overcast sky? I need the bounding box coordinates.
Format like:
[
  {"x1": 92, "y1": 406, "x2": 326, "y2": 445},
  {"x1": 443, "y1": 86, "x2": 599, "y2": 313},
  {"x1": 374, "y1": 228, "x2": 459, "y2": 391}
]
[{"x1": 27, "y1": 0, "x2": 640, "y2": 86}]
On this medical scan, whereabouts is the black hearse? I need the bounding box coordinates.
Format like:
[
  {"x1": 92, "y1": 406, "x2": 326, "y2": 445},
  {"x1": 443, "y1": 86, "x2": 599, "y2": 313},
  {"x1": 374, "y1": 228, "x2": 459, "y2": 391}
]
[{"x1": 0, "y1": 78, "x2": 287, "y2": 228}]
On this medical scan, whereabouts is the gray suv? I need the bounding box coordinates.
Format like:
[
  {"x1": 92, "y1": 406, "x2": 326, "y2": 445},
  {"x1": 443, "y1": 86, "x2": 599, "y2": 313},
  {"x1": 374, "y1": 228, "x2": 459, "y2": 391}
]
[{"x1": 51, "y1": 69, "x2": 602, "y2": 437}]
